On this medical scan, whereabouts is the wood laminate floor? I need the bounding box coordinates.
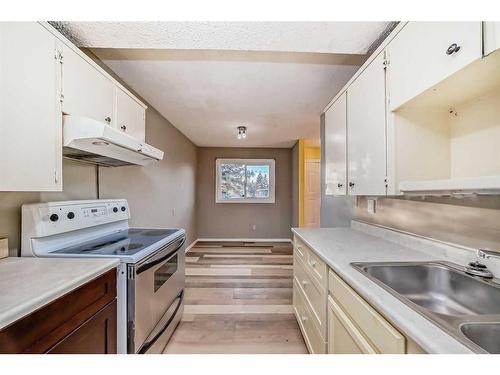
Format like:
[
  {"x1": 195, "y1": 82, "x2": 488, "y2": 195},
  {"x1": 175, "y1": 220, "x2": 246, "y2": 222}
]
[{"x1": 163, "y1": 241, "x2": 307, "y2": 354}]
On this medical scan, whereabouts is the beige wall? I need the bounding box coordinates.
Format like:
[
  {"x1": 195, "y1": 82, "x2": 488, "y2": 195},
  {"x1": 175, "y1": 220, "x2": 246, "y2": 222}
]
[
  {"x1": 196, "y1": 147, "x2": 293, "y2": 239},
  {"x1": 99, "y1": 107, "x2": 197, "y2": 246},
  {"x1": 0, "y1": 160, "x2": 97, "y2": 256},
  {"x1": 356, "y1": 196, "x2": 500, "y2": 251}
]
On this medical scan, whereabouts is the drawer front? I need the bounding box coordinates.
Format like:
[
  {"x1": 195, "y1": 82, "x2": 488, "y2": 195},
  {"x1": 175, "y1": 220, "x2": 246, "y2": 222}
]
[
  {"x1": 294, "y1": 236, "x2": 308, "y2": 263},
  {"x1": 0, "y1": 269, "x2": 117, "y2": 354},
  {"x1": 293, "y1": 279, "x2": 327, "y2": 354},
  {"x1": 47, "y1": 300, "x2": 117, "y2": 354},
  {"x1": 306, "y1": 248, "x2": 328, "y2": 286},
  {"x1": 328, "y1": 296, "x2": 376, "y2": 354},
  {"x1": 294, "y1": 255, "x2": 327, "y2": 337},
  {"x1": 330, "y1": 271, "x2": 405, "y2": 354}
]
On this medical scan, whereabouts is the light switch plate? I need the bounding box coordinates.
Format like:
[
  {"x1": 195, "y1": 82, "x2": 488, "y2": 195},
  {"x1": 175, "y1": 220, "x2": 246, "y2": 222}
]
[{"x1": 0, "y1": 238, "x2": 8, "y2": 259}]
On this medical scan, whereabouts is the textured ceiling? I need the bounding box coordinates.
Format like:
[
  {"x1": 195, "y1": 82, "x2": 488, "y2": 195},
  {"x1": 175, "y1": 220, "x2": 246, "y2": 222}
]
[
  {"x1": 54, "y1": 22, "x2": 391, "y2": 148},
  {"x1": 92, "y1": 49, "x2": 360, "y2": 147},
  {"x1": 53, "y1": 22, "x2": 390, "y2": 54}
]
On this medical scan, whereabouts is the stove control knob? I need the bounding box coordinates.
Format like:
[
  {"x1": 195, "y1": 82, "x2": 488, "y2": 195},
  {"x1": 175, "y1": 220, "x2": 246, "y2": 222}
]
[
  {"x1": 121, "y1": 206, "x2": 126, "y2": 212},
  {"x1": 49, "y1": 214, "x2": 59, "y2": 222},
  {"x1": 113, "y1": 207, "x2": 118, "y2": 213},
  {"x1": 67, "y1": 212, "x2": 75, "y2": 219}
]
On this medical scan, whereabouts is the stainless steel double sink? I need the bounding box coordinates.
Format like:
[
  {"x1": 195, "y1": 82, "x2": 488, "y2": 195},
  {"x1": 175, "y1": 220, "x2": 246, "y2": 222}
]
[{"x1": 351, "y1": 261, "x2": 500, "y2": 353}]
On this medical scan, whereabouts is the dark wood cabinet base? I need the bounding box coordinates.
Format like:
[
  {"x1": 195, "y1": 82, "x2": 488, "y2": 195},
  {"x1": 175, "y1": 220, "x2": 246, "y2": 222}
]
[{"x1": 0, "y1": 269, "x2": 117, "y2": 354}]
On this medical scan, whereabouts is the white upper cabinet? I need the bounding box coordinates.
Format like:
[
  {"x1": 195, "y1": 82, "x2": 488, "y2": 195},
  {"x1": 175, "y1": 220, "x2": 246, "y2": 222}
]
[
  {"x1": 62, "y1": 44, "x2": 115, "y2": 126},
  {"x1": 115, "y1": 88, "x2": 146, "y2": 141},
  {"x1": 0, "y1": 23, "x2": 62, "y2": 191},
  {"x1": 324, "y1": 93, "x2": 347, "y2": 196},
  {"x1": 347, "y1": 52, "x2": 387, "y2": 196},
  {"x1": 386, "y1": 22, "x2": 482, "y2": 110},
  {"x1": 484, "y1": 22, "x2": 500, "y2": 56}
]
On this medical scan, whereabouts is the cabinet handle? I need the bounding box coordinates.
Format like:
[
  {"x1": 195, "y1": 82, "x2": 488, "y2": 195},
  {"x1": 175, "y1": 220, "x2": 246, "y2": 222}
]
[
  {"x1": 349, "y1": 182, "x2": 355, "y2": 188},
  {"x1": 446, "y1": 43, "x2": 461, "y2": 55},
  {"x1": 310, "y1": 260, "x2": 317, "y2": 268},
  {"x1": 121, "y1": 125, "x2": 127, "y2": 131},
  {"x1": 301, "y1": 316, "x2": 308, "y2": 323},
  {"x1": 337, "y1": 183, "x2": 343, "y2": 188},
  {"x1": 105, "y1": 117, "x2": 111, "y2": 124},
  {"x1": 302, "y1": 280, "x2": 309, "y2": 288}
]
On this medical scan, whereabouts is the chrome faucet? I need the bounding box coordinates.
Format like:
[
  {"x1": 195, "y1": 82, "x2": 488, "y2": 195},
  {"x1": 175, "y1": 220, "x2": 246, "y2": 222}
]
[
  {"x1": 477, "y1": 248, "x2": 500, "y2": 260},
  {"x1": 465, "y1": 249, "x2": 499, "y2": 279}
]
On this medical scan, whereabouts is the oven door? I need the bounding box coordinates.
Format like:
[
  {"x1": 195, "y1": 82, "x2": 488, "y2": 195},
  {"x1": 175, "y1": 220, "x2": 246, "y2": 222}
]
[{"x1": 127, "y1": 235, "x2": 185, "y2": 354}]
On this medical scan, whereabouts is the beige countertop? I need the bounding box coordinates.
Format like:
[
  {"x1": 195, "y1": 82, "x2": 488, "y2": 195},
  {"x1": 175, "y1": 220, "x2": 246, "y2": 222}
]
[
  {"x1": 292, "y1": 221, "x2": 494, "y2": 354},
  {"x1": 0, "y1": 257, "x2": 119, "y2": 330}
]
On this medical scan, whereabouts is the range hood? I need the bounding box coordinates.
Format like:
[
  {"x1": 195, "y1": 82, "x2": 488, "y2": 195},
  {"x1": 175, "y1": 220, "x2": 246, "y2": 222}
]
[{"x1": 63, "y1": 115, "x2": 163, "y2": 167}]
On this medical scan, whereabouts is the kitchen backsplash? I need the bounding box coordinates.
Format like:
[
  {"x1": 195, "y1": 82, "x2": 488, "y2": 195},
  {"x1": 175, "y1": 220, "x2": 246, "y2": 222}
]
[{"x1": 356, "y1": 196, "x2": 500, "y2": 251}]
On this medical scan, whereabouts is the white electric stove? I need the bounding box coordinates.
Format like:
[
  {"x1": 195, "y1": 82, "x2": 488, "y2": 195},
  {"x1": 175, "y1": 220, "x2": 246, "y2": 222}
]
[{"x1": 21, "y1": 199, "x2": 186, "y2": 354}]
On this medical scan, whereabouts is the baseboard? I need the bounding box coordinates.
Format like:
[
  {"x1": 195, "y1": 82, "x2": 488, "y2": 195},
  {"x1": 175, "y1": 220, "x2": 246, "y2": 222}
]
[
  {"x1": 184, "y1": 239, "x2": 198, "y2": 253},
  {"x1": 196, "y1": 238, "x2": 292, "y2": 243}
]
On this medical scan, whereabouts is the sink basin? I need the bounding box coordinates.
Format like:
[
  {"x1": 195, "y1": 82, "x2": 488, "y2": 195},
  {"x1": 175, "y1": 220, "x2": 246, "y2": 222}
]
[
  {"x1": 460, "y1": 323, "x2": 500, "y2": 354},
  {"x1": 354, "y1": 262, "x2": 500, "y2": 316},
  {"x1": 351, "y1": 261, "x2": 500, "y2": 353}
]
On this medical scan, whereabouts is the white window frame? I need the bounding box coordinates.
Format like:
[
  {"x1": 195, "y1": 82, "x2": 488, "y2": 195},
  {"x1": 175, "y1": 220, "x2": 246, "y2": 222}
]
[{"x1": 215, "y1": 158, "x2": 276, "y2": 204}]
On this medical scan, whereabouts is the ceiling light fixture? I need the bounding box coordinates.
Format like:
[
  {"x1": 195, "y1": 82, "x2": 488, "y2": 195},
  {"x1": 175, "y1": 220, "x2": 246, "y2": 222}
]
[{"x1": 237, "y1": 126, "x2": 247, "y2": 140}]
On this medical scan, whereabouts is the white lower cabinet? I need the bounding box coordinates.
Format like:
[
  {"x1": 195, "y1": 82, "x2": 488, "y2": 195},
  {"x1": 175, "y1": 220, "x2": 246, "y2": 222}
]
[
  {"x1": 0, "y1": 22, "x2": 62, "y2": 191},
  {"x1": 328, "y1": 296, "x2": 376, "y2": 354},
  {"x1": 62, "y1": 44, "x2": 115, "y2": 126},
  {"x1": 346, "y1": 52, "x2": 387, "y2": 196},
  {"x1": 293, "y1": 237, "x2": 328, "y2": 353},
  {"x1": 293, "y1": 235, "x2": 426, "y2": 354},
  {"x1": 328, "y1": 269, "x2": 406, "y2": 354}
]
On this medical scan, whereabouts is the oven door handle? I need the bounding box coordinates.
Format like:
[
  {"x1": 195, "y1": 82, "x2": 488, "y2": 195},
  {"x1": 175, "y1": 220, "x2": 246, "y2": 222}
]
[
  {"x1": 136, "y1": 236, "x2": 185, "y2": 275},
  {"x1": 138, "y1": 291, "x2": 184, "y2": 354}
]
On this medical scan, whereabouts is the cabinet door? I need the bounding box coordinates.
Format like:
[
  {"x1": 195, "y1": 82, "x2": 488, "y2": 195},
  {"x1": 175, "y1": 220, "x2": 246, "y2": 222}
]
[
  {"x1": 0, "y1": 22, "x2": 62, "y2": 191},
  {"x1": 324, "y1": 93, "x2": 347, "y2": 195},
  {"x1": 62, "y1": 45, "x2": 114, "y2": 126},
  {"x1": 47, "y1": 301, "x2": 117, "y2": 354},
  {"x1": 347, "y1": 52, "x2": 387, "y2": 196},
  {"x1": 328, "y1": 296, "x2": 376, "y2": 354},
  {"x1": 387, "y1": 22, "x2": 482, "y2": 110},
  {"x1": 484, "y1": 22, "x2": 500, "y2": 56},
  {"x1": 115, "y1": 88, "x2": 146, "y2": 141}
]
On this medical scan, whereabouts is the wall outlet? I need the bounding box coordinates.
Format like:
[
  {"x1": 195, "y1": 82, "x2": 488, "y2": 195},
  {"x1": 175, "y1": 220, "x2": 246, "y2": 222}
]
[
  {"x1": 367, "y1": 198, "x2": 376, "y2": 214},
  {"x1": 251, "y1": 224, "x2": 257, "y2": 231}
]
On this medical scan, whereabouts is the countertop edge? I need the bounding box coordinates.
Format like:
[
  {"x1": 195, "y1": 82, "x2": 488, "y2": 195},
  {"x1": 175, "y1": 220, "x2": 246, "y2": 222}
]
[
  {"x1": 0, "y1": 258, "x2": 120, "y2": 330},
  {"x1": 291, "y1": 226, "x2": 474, "y2": 354}
]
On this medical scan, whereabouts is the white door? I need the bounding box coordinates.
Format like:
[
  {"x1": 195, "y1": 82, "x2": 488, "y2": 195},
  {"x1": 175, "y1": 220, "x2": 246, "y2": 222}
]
[
  {"x1": 386, "y1": 22, "x2": 482, "y2": 110},
  {"x1": 62, "y1": 44, "x2": 115, "y2": 126},
  {"x1": 484, "y1": 22, "x2": 500, "y2": 56},
  {"x1": 324, "y1": 92, "x2": 347, "y2": 195},
  {"x1": 304, "y1": 160, "x2": 320, "y2": 228},
  {"x1": 115, "y1": 88, "x2": 146, "y2": 141},
  {"x1": 0, "y1": 22, "x2": 62, "y2": 191},
  {"x1": 347, "y1": 52, "x2": 387, "y2": 196}
]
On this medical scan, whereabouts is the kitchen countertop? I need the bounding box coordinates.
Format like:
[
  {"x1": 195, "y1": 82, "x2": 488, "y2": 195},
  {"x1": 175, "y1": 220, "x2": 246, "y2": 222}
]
[
  {"x1": 0, "y1": 257, "x2": 119, "y2": 330},
  {"x1": 292, "y1": 221, "x2": 490, "y2": 354}
]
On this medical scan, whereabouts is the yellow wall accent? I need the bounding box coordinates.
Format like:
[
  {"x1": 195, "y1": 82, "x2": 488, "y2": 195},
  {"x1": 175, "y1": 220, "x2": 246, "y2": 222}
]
[
  {"x1": 304, "y1": 147, "x2": 320, "y2": 160},
  {"x1": 298, "y1": 140, "x2": 320, "y2": 227},
  {"x1": 298, "y1": 140, "x2": 305, "y2": 227}
]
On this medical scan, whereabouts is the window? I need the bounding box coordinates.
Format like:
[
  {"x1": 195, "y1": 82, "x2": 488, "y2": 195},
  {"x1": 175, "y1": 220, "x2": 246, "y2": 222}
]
[{"x1": 216, "y1": 159, "x2": 275, "y2": 203}]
